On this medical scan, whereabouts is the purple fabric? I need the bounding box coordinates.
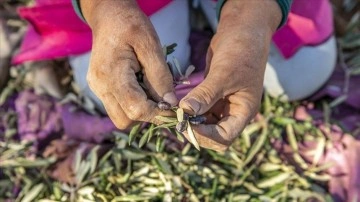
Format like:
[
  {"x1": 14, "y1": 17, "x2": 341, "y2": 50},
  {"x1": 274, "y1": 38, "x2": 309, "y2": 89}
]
[
  {"x1": 60, "y1": 104, "x2": 116, "y2": 143},
  {"x1": 189, "y1": 30, "x2": 212, "y2": 72},
  {"x1": 291, "y1": 102, "x2": 360, "y2": 202},
  {"x1": 175, "y1": 71, "x2": 203, "y2": 100},
  {"x1": 14, "y1": 91, "x2": 116, "y2": 146},
  {"x1": 273, "y1": 123, "x2": 360, "y2": 202},
  {"x1": 311, "y1": 68, "x2": 360, "y2": 109},
  {"x1": 15, "y1": 90, "x2": 62, "y2": 143}
]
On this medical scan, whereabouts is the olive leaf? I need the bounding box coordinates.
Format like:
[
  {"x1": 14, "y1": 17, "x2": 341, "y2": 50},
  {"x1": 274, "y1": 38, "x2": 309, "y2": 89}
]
[
  {"x1": 128, "y1": 123, "x2": 142, "y2": 145},
  {"x1": 257, "y1": 173, "x2": 291, "y2": 188},
  {"x1": 155, "y1": 116, "x2": 177, "y2": 123},
  {"x1": 184, "y1": 65, "x2": 195, "y2": 79},
  {"x1": 176, "y1": 108, "x2": 184, "y2": 122},
  {"x1": 186, "y1": 121, "x2": 200, "y2": 151}
]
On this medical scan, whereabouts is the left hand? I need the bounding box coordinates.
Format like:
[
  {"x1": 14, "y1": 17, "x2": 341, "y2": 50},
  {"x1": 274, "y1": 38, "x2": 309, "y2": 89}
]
[{"x1": 179, "y1": 0, "x2": 282, "y2": 152}]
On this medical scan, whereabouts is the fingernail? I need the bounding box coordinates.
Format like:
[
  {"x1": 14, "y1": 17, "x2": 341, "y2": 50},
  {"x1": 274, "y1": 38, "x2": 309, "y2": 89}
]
[
  {"x1": 183, "y1": 98, "x2": 200, "y2": 114},
  {"x1": 163, "y1": 92, "x2": 178, "y2": 106}
]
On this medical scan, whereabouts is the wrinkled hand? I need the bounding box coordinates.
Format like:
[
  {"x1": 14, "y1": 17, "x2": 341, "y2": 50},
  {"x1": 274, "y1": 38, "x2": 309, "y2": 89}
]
[
  {"x1": 180, "y1": 0, "x2": 282, "y2": 152},
  {"x1": 81, "y1": 0, "x2": 177, "y2": 129}
]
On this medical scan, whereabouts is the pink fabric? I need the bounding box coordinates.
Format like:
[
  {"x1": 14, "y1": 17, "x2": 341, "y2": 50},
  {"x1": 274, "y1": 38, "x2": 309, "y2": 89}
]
[
  {"x1": 13, "y1": 0, "x2": 334, "y2": 64},
  {"x1": 12, "y1": 0, "x2": 171, "y2": 64},
  {"x1": 272, "y1": 0, "x2": 333, "y2": 58},
  {"x1": 12, "y1": 1, "x2": 92, "y2": 64}
]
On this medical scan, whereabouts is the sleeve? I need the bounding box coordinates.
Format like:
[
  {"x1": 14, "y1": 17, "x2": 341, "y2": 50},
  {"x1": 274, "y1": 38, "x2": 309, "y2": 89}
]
[
  {"x1": 216, "y1": 0, "x2": 293, "y2": 28},
  {"x1": 71, "y1": 0, "x2": 86, "y2": 23}
]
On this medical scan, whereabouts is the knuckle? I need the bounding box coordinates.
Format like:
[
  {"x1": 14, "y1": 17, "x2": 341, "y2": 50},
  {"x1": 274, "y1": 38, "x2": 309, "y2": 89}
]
[
  {"x1": 106, "y1": 109, "x2": 132, "y2": 130},
  {"x1": 126, "y1": 106, "x2": 145, "y2": 121},
  {"x1": 113, "y1": 120, "x2": 131, "y2": 130},
  {"x1": 194, "y1": 85, "x2": 219, "y2": 105},
  {"x1": 243, "y1": 98, "x2": 260, "y2": 120},
  {"x1": 212, "y1": 144, "x2": 229, "y2": 152},
  {"x1": 222, "y1": 136, "x2": 235, "y2": 146}
]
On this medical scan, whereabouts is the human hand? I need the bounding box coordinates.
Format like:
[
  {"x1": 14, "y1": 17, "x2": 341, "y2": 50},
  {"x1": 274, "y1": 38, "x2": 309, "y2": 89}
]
[
  {"x1": 180, "y1": 0, "x2": 282, "y2": 152},
  {"x1": 80, "y1": 0, "x2": 178, "y2": 129}
]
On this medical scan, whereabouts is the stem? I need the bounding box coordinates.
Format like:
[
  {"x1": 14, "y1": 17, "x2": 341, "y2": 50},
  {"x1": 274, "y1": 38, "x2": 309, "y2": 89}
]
[{"x1": 337, "y1": 40, "x2": 350, "y2": 95}]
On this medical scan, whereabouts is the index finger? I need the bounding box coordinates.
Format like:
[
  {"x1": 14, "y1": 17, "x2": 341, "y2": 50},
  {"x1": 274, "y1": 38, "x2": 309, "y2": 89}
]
[{"x1": 112, "y1": 65, "x2": 173, "y2": 124}]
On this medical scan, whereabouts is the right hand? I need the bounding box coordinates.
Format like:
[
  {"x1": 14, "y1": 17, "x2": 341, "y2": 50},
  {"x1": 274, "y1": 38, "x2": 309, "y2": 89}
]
[{"x1": 80, "y1": 0, "x2": 178, "y2": 129}]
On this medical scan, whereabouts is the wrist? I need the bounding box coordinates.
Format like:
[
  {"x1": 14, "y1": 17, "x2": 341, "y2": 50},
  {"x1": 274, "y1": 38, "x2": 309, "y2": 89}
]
[
  {"x1": 79, "y1": 0, "x2": 139, "y2": 30},
  {"x1": 219, "y1": 0, "x2": 282, "y2": 35}
]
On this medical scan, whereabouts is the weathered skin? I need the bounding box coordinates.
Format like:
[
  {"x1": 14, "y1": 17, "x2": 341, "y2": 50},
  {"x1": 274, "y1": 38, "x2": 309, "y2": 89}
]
[
  {"x1": 80, "y1": 0, "x2": 281, "y2": 152},
  {"x1": 80, "y1": 0, "x2": 178, "y2": 129}
]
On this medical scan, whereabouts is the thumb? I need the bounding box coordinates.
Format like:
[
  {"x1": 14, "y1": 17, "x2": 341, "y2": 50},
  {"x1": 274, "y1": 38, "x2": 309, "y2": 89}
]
[{"x1": 179, "y1": 77, "x2": 223, "y2": 115}]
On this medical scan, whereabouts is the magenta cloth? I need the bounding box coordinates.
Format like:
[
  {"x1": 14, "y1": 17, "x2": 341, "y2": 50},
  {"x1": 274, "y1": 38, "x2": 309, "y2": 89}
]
[
  {"x1": 12, "y1": 0, "x2": 91, "y2": 64},
  {"x1": 175, "y1": 72, "x2": 203, "y2": 100},
  {"x1": 13, "y1": 0, "x2": 333, "y2": 64},
  {"x1": 272, "y1": 0, "x2": 333, "y2": 58},
  {"x1": 12, "y1": 0, "x2": 171, "y2": 64}
]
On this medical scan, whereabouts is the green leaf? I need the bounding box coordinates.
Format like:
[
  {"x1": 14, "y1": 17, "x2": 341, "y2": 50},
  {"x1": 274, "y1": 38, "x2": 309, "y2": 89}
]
[
  {"x1": 243, "y1": 182, "x2": 263, "y2": 194},
  {"x1": 156, "y1": 136, "x2": 164, "y2": 152},
  {"x1": 232, "y1": 194, "x2": 251, "y2": 201},
  {"x1": 187, "y1": 122, "x2": 200, "y2": 151},
  {"x1": 309, "y1": 162, "x2": 334, "y2": 173},
  {"x1": 311, "y1": 137, "x2": 326, "y2": 166},
  {"x1": 176, "y1": 108, "x2": 184, "y2": 122},
  {"x1": 173, "y1": 57, "x2": 184, "y2": 77},
  {"x1": 153, "y1": 157, "x2": 173, "y2": 175},
  {"x1": 0, "y1": 157, "x2": 56, "y2": 168},
  {"x1": 98, "y1": 150, "x2": 112, "y2": 167},
  {"x1": 241, "y1": 122, "x2": 262, "y2": 149},
  {"x1": 259, "y1": 163, "x2": 282, "y2": 172},
  {"x1": 286, "y1": 124, "x2": 308, "y2": 169},
  {"x1": 243, "y1": 127, "x2": 267, "y2": 166},
  {"x1": 152, "y1": 122, "x2": 177, "y2": 130},
  {"x1": 121, "y1": 150, "x2": 146, "y2": 160},
  {"x1": 112, "y1": 195, "x2": 151, "y2": 201},
  {"x1": 139, "y1": 130, "x2": 150, "y2": 148},
  {"x1": 22, "y1": 183, "x2": 44, "y2": 202},
  {"x1": 341, "y1": 33, "x2": 360, "y2": 49},
  {"x1": 184, "y1": 65, "x2": 195, "y2": 78},
  {"x1": 350, "y1": 66, "x2": 360, "y2": 75},
  {"x1": 76, "y1": 161, "x2": 91, "y2": 184},
  {"x1": 272, "y1": 117, "x2": 296, "y2": 126},
  {"x1": 128, "y1": 123, "x2": 142, "y2": 145},
  {"x1": 181, "y1": 143, "x2": 191, "y2": 155},
  {"x1": 305, "y1": 172, "x2": 331, "y2": 181},
  {"x1": 165, "y1": 43, "x2": 177, "y2": 55},
  {"x1": 257, "y1": 173, "x2": 291, "y2": 188},
  {"x1": 175, "y1": 130, "x2": 185, "y2": 143},
  {"x1": 329, "y1": 95, "x2": 348, "y2": 108},
  {"x1": 147, "y1": 124, "x2": 155, "y2": 143},
  {"x1": 288, "y1": 187, "x2": 326, "y2": 202},
  {"x1": 74, "y1": 150, "x2": 82, "y2": 173},
  {"x1": 263, "y1": 91, "x2": 272, "y2": 115},
  {"x1": 89, "y1": 145, "x2": 99, "y2": 174},
  {"x1": 155, "y1": 116, "x2": 177, "y2": 123}
]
